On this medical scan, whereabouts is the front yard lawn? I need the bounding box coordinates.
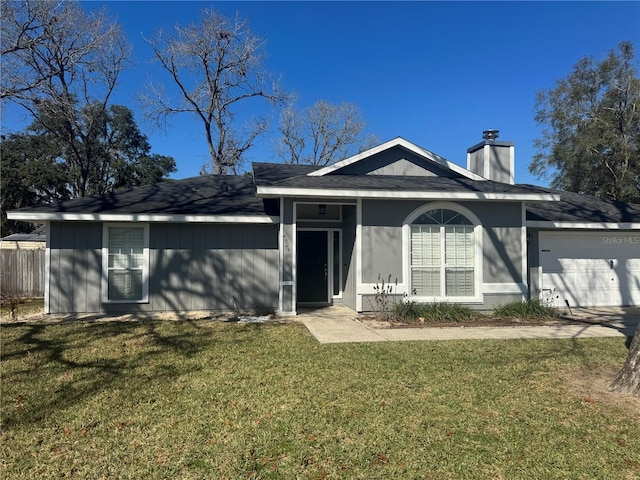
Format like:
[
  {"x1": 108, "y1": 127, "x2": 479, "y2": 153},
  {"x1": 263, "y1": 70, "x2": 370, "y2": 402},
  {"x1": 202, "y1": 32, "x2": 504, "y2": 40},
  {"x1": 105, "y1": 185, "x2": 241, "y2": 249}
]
[{"x1": 1, "y1": 320, "x2": 639, "y2": 479}]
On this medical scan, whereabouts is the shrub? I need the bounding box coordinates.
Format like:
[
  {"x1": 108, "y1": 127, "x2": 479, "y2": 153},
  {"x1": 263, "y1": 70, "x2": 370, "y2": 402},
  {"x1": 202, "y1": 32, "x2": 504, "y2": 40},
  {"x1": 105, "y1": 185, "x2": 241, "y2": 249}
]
[
  {"x1": 392, "y1": 301, "x2": 478, "y2": 323},
  {"x1": 493, "y1": 299, "x2": 557, "y2": 320}
]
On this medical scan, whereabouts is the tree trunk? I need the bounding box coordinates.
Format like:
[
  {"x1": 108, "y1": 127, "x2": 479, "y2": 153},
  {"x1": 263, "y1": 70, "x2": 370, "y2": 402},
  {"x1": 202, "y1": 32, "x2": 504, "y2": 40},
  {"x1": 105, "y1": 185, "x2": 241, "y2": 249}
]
[{"x1": 610, "y1": 326, "x2": 640, "y2": 397}]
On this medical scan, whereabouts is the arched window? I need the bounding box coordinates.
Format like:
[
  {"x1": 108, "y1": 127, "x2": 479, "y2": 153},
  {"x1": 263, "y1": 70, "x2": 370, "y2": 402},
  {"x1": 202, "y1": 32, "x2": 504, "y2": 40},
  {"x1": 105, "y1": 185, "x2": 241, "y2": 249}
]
[{"x1": 410, "y1": 208, "x2": 476, "y2": 298}]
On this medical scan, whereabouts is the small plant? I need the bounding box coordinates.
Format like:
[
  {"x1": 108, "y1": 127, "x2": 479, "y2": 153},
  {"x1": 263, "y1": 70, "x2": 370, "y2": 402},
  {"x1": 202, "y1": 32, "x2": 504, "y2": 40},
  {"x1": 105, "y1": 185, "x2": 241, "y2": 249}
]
[
  {"x1": 540, "y1": 288, "x2": 559, "y2": 308},
  {"x1": 493, "y1": 299, "x2": 557, "y2": 320},
  {"x1": 0, "y1": 296, "x2": 44, "y2": 320},
  {"x1": 0, "y1": 293, "x2": 20, "y2": 320},
  {"x1": 371, "y1": 274, "x2": 399, "y2": 321}
]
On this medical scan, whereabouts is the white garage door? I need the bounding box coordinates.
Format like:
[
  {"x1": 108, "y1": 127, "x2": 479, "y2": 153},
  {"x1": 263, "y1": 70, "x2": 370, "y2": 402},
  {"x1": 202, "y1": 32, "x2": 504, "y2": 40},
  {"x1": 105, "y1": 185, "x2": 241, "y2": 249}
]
[{"x1": 539, "y1": 232, "x2": 640, "y2": 307}]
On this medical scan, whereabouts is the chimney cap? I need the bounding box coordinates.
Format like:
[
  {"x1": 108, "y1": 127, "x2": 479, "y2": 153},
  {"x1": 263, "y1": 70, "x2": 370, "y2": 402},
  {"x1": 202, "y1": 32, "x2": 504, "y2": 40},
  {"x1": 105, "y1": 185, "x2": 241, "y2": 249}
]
[{"x1": 482, "y1": 129, "x2": 499, "y2": 141}]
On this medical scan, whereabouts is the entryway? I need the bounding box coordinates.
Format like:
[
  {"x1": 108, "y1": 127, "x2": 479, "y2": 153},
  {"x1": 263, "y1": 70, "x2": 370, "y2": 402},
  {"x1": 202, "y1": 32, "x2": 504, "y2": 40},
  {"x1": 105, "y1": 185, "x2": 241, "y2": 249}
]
[{"x1": 297, "y1": 231, "x2": 329, "y2": 304}]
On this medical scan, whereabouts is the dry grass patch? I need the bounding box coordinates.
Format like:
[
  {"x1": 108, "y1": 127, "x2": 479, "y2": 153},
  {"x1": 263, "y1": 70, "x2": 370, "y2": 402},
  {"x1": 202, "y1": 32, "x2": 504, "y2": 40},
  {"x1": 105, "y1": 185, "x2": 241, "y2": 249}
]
[{"x1": 564, "y1": 366, "x2": 640, "y2": 418}]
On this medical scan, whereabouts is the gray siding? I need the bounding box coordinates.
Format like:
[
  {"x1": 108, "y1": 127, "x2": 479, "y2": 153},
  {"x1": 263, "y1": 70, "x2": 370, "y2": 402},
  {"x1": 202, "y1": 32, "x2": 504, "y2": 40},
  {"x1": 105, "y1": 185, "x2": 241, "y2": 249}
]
[
  {"x1": 527, "y1": 227, "x2": 541, "y2": 299},
  {"x1": 360, "y1": 200, "x2": 525, "y2": 299},
  {"x1": 48, "y1": 222, "x2": 279, "y2": 314},
  {"x1": 49, "y1": 222, "x2": 102, "y2": 313},
  {"x1": 483, "y1": 227, "x2": 523, "y2": 284},
  {"x1": 362, "y1": 225, "x2": 403, "y2": 284},
  {"x1": 467, "y1": 142, "x2": 514, "y2": 184},
  {"x1": 490, "y1": 147, "x2": 512, "y2": 184},
  {"x1": 333, "y1": 147, "x2": 458, "y2": 177}
]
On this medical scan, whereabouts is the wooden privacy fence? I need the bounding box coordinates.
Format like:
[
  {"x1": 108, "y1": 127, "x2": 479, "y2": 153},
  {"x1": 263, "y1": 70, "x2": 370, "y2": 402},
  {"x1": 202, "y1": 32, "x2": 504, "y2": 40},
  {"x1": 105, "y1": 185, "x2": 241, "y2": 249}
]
[{"x1": 0, "y1": 249, "x2": 45, "y2": 297}]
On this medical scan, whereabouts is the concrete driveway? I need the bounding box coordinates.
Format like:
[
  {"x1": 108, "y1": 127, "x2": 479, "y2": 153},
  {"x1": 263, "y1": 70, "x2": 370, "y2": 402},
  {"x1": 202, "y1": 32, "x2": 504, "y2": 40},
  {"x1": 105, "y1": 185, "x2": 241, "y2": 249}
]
[{"x1": 298, "y1": 306, "x2": 640, "y2": 344}]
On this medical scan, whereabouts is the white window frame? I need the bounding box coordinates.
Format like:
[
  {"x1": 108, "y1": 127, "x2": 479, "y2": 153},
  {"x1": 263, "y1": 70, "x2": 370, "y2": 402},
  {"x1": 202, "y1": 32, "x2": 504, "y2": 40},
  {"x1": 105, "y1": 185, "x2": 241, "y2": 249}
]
[
  {"x1": 403, "y1": 202, "x2": 483, "y2": 303},
  {"x1": 102, "y1": 223, "x2": 150, "y2": 303}
]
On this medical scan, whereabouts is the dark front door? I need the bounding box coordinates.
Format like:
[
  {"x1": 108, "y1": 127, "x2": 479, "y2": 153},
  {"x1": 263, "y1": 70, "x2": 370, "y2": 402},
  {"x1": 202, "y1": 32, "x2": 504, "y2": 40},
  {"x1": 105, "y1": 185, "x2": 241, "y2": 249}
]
[{"x1": 297, "y1": 231, "x2": 329, "y2": 304}]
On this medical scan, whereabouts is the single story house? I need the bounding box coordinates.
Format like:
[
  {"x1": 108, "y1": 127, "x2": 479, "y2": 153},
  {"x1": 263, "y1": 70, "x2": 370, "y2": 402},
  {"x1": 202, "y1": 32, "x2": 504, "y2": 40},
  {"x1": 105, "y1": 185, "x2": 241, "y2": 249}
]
[
  {"x1": 7, "y1": 132, "x2": 640, "y2": 315},
  {"x1": 0, "y1": 225, "x2": 46, "y2": 250}
]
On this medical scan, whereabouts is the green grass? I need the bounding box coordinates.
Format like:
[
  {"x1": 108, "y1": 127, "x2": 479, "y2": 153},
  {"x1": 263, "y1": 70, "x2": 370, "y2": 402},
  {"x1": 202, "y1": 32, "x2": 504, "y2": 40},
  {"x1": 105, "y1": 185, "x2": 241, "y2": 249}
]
[{"x1": 1, "y1": 320, "x2": 639, "y2": 479}]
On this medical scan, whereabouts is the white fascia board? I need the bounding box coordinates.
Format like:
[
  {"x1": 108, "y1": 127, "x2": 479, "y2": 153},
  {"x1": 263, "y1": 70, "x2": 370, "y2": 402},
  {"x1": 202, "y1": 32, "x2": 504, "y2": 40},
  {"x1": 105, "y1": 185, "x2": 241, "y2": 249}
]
[
  {"x1": 6, "y1": 211, "x2": 280, "y2": 223},
  {"x1": 308, "y1": 137, "x2": 487, "y2": 181},
  {"x1": 526, "y1": 221, "x2": 640, "y2": 230},
  {"x1": 257, "y1": 186, "x2": 559, "y2": 202}
]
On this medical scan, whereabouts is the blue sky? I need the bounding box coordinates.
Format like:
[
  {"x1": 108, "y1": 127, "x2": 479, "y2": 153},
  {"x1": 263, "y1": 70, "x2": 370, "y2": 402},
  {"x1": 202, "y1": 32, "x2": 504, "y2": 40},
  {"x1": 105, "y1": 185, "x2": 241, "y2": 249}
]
[{"x1": 4, "y1": 1, "x2": 640, "y2": 185}]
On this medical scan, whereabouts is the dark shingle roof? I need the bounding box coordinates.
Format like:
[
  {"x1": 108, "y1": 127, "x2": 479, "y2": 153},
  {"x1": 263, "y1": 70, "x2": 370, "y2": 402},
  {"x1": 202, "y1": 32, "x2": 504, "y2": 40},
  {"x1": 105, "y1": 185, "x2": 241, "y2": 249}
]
[
  {"x1": 1, "y1": 233, "x2": 46, "y2": 242},
  {"x1": 9, "y1": 163, "x2": 640, "y2": 226},
  {"x1": 526, "y1": 189, "x2": 640, "y2": 224},
  {"x1": 252, "y1": 163, "x2": 554, "y2": 196},
  {"x1": 10, "y1": 175, "x2": 269, "y2": 217}
]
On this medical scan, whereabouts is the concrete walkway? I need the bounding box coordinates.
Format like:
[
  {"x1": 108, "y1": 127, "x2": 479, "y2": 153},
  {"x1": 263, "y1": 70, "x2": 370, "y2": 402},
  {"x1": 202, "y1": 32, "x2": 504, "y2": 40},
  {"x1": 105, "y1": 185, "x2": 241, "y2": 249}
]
[{"x1": 298, "y1": 306, "x2": 640, "y2": 344}]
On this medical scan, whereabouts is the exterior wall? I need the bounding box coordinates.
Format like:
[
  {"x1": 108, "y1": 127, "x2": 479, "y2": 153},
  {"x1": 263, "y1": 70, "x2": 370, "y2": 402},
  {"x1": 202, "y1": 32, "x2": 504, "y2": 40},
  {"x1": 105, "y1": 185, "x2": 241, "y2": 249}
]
[
  {"x1": 48, "y1": 221, "x2": 279, "y2": 314},
  {"x1": 142, "y1": 223, "x2": 279, "y2": 313},
  {"x1": 527, "y1": 228, "x2": 541, "y2": 299},
  {"x1": 49, "y1": 222, "x2": 102, "y2": 313},
  {"x1": 361, "y1": 204, "x2": 404, "y2": 283},
  {"x1": 359, "y1": 199, "x2": 525, "y2": 309}
]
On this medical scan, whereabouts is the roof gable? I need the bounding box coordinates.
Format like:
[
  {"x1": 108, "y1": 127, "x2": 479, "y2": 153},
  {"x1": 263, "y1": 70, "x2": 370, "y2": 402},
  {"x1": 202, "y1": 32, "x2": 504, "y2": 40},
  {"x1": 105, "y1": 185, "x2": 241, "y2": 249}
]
[{"x1": 308, "y1": 137, "x2": 486, "y2": 181}]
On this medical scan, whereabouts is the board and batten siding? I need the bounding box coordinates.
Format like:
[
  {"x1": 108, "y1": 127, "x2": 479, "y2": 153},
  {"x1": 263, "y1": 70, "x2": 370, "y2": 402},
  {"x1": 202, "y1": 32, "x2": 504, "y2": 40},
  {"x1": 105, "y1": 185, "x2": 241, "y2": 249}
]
[
  {"x1": 49, "y1": 221, "x2": 102, "y2": 313},
  {"x1": 48, "y1": 221, "x2": 279, "y2": 314}
]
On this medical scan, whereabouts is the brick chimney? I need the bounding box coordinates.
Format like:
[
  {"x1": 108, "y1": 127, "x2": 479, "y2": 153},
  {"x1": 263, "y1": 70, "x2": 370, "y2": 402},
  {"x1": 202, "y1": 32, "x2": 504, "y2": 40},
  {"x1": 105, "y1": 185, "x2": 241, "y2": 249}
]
[{"x1": 467, "y1": 130, "x2": 515, "y2": 184}]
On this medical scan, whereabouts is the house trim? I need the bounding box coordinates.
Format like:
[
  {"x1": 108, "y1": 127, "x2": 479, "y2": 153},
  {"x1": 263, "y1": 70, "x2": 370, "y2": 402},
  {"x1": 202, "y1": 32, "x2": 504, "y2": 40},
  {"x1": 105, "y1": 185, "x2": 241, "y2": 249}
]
[
  {"x1": 278, "y1": 197, "x2": 284, "y2": 314},
  {"x1": 101, "y1": 223, "x2": 150, "y2": 304},
  {"x1": 356, "y1": 199, "x2": 363, "y2": 312},
  {"x1": 520, "y1": 202, "x2": 528, "y2": 299},
  {"x1": 297, "y1": 227, "x2": 342, "y2": 303},
  {"x1": 7, "y1": 212, "x2": 279, "y2": 223},
  {"x1": 308, "y1": 137, "x2": 488, "y2": 181},
  {"x1": 44, "y1": 223, "x2": 51, "y2": 314},
  {"x1": 292, "y1": 203, "x2": 298, "y2": 312},
  {"x1": 402, "y1": 201, "x2": 484, "y2": 304},
  {"x1": 482, "y1": 283, "x2": 528, "y2": 294},
  {"x1": 256, "y1": 186, "x2": 559, "y2": 202},
  {"x1": 526, "y1": 221, "x2": 640, "y2": 229}
]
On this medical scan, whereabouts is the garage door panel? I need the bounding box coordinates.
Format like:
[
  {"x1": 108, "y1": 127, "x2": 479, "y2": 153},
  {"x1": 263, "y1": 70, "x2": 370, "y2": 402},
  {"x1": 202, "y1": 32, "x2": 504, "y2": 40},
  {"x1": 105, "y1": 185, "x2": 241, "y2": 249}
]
[
  {"x1": 543, "y1": 271, "x2": 612, "y2": 290},
  {"x1": 539, "y1": 232, "x2": 640, "y2": 307}
]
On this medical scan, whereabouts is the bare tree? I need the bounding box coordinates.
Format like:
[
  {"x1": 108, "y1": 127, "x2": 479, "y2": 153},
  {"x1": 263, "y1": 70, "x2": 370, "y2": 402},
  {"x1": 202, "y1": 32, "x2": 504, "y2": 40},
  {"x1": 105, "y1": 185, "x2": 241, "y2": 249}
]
[
  {"x1": 1, "y1": 0, "x2": 130, "y2": 197},
  {"x1": 141, "y1": 8, "x2": 287, "y2": 175},
  {"x1": 277, "y1": 100, "x2": 376, "y2": 166}
]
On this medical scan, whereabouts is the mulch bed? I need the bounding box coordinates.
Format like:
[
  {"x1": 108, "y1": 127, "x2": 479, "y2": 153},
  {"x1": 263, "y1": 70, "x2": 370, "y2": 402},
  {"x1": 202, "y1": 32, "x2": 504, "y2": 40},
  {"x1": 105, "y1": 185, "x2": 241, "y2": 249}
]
[{"x1": 356, "y1": 313, "x2": 617, "y2": 329}]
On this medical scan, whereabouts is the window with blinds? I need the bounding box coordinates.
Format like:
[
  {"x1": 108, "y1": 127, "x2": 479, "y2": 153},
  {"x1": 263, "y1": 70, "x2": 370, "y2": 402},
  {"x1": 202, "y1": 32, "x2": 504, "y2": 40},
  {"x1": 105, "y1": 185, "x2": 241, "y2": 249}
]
[
  {"x1": 106, "y1": 226, "x2": 147, "y2": 301},
  {"x1": 410, "y1": 209, "x2": 475, "y2": 298}
]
